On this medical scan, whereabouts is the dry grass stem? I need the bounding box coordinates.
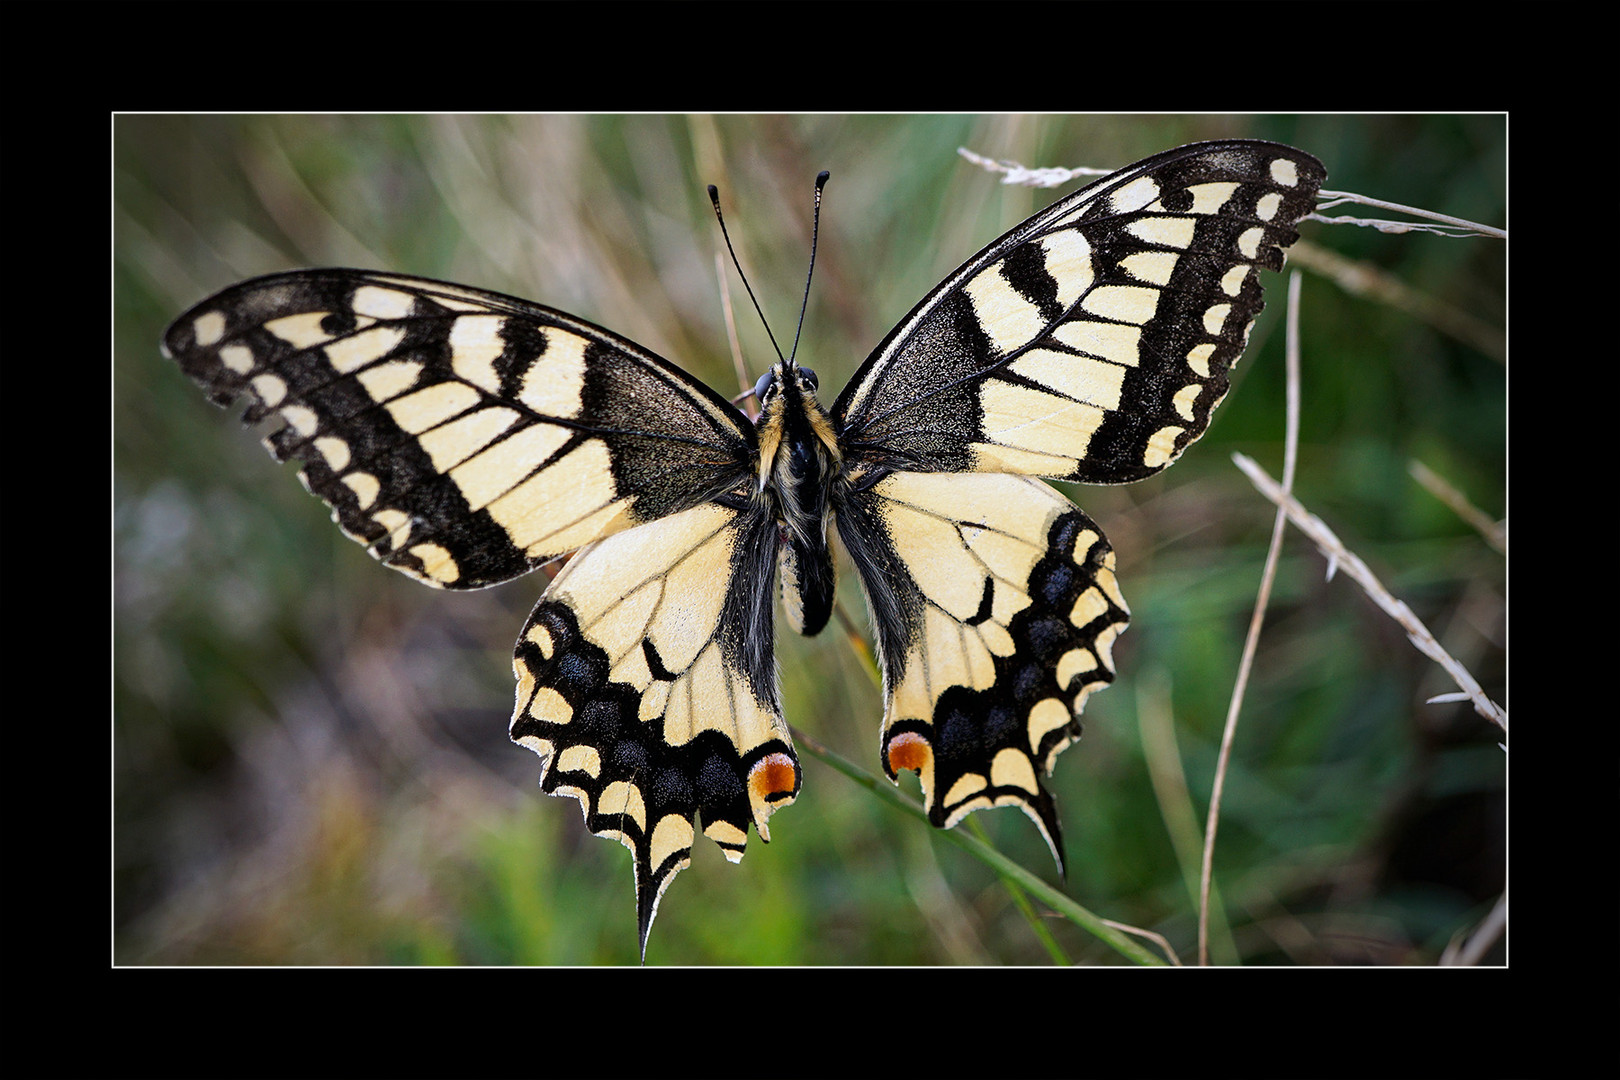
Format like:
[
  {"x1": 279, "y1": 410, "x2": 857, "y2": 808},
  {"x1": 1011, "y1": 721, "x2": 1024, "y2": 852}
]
[
  {"x1": 1197, "y1": 272, "x2": 1305, "y2": 965},
  {"x1": 1231, "y1": 453, "x2": 1508, "y2": 735},
  {"x1": 1101, "y1": 919, "x2": 1183, "y2": 966},
  {"x1": 715, "y1": 251, "x2": 758, "y2": 417},
  {"x1": 1440, "y1": 894, "x2": 1506, "y2": 966},
  {"x1": 1409, "y1": 460, "x2": 1506, "y2": 554},
  {"x1": 956, "y1": 147, "x2": 1108, "y2": 188},
  {"x1": 959, "y1": 146, "x2": 1508, "y2": 241},
  {"x1": 1312, "y1": 189, "x2": 1506, "y2": 239}
]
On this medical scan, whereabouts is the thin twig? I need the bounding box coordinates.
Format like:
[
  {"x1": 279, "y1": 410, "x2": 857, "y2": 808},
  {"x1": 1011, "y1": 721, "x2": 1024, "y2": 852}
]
[
  {"x1": 715, "y1": 251, "x2": 757, "y2": 419},
  {"x1": 1313, "y1": 190, "x2": 1505, "y2": 240},
  {"x1": 1101, "y1": 919, "x2": 1183, "y2": 966},
  {"x1": 1441, "y1": 893, "x2": 1506, "y2": 965},
  {"x1": 956, "y1": 147, "x2": 1108, "y2": 188},
  {"x1": 1138, "y1": 674, "x2": 1235, "y2": 961},
  {"x1": 1409, "y1": 460, "x2": 1506, "y2": 554},
  {"x1": 1198, "y1": 271, "x2": 1304, "y2": 966},
  {"x1": 1231, "y1": 454, "x2": 1508, "y2": 735}
]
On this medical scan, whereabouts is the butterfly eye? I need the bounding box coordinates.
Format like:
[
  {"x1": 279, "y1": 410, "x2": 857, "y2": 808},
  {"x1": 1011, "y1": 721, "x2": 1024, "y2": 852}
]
[
  {"x1": 753, "y1": 370, "x2": 777, "y2": 403},
  {"x1": 797, "y1": 367, "x2": 818, "y2": 392}
]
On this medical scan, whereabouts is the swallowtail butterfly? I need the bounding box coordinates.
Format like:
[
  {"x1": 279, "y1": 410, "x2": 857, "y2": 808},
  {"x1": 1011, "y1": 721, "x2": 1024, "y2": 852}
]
[{"x1": 163, "y1": 140, "x2": 1326, "y2": 958}]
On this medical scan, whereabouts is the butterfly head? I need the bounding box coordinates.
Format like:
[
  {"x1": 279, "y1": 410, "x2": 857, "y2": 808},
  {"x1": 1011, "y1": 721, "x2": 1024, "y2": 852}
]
[
  {"x1": 752, "y1": 358, "x2": 838, "y2": 486},
  {"x1": 752, "y1": 358, "x2": 821, "y2": 412}
]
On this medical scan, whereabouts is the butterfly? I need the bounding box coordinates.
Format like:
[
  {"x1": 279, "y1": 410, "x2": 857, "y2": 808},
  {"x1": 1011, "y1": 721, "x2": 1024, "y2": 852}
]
[{"x1": 162, "y1": 139, "x2": 1325, "y2": 959}]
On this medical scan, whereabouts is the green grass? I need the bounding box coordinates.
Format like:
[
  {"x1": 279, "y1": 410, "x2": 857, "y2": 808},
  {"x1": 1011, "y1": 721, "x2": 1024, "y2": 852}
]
[{"x1": 114, "y1": 114, "x2": 1504, "y2": 966}]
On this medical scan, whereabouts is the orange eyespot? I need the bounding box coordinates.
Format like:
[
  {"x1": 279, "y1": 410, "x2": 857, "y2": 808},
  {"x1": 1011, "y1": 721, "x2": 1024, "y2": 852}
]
[
  {"x1": 748, "y1": 752, "x2": 799, "y2": 803},
  {"x1": 885, "y1": 731, "x2": 933, "y2": 775}
]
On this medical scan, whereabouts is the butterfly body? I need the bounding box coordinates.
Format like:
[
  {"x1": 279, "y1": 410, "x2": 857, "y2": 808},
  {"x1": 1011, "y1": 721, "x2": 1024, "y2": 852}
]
[
  {"x1": 163, "y1": 140, "x2": 1325, "y2": 958},
  {"x1": 754, "y1": 359, "x2": 841, "y2": 636}
]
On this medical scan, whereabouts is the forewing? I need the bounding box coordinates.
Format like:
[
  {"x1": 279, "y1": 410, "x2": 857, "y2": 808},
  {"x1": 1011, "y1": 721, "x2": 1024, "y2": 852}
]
[
  {"x1": 833, "y1": 141, "x2": 1325, "y2": 483},
  {"x1": 835, "y1": 472, "x2": 1129, "y2": 868},
  {"x1": 163, "y1": 270, "x2": 756, "y2": 589},
  {"x1": 509, "y1": 498, "x2": 799, "y2": 958}
]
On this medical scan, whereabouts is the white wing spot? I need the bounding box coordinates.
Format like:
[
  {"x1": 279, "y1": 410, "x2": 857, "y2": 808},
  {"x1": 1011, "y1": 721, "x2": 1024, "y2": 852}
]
[
  {"x1": 1126, "y1": 216, "x2": 1195, "y2": 249},
  {"x1": 326, "y1": 325, "x2": 407, "y2": 373},
  {"x1": 265, "y1": 312, "x2": 335, "y2": 350},
  {"x1": 315, "y1": 436, "x2": 351, "y2": 472},
  {"x1": 649, "y1": 814, "x2": 695, "y2": 873},
  {"x1": 343, "y1": 471, "x2": 381, "y2": 510},
  {"x1": 1142, "y1": 425, "x2": 1184, "y2": 468},
  {"x1": 409, "y1": 542, "x2": 461, "y2": 585},
  {"x1": 1082, "y1": 285, "x2": 1161, "y2": 326},
  {"x1": 193, "y1": 310, "x2": 227, "y2": 347},
  {"x1": 251, "y1": 373, "x2": 288, "y2": 407},
  {"x1": 1202, "y1": 303, "x2": 1232, "y2": 336},
  {"x1": 220, "y1": 344, "x2": 255, "y2": 374},
  {"x1": 1180, "y1": 181, "x2": 1239, "y2": 215},
  {"x1": 1171, "y1": 383, "x2": 1202, "y2": 422},
  {"x1": 280, "y1": 403, "x2": 318, "y2": 438},
  {"x1": 1120, "y1": 251, "x2": 1178, "y2": 286},
  {"x1": 989, "y1": 747, "x2": 1040, "y2": 795},
  {"x1": 1219, "y1": 265, "x2": 1251, "y2": 297},
  {"x1": 1026, "y1": 697, "x2": 1073, "y2": 755},
  {"x1": 1238, "y1": 226, "x2": 1266, "y2": 259},
  {"x1": 449, "y1": 315, "x2": 507, "y2": 393},
  {"x1": 1186, "y1": 343, "x2": 1216, "y2": 379},
  {"x1": 357, "y1": 359, "x2": 424, "y2": 404}
]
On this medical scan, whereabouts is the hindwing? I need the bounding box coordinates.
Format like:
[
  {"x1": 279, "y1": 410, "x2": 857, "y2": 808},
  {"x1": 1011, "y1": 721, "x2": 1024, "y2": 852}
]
[
  {"x1": 162, "y1": 270, "x2": 755, "y2": 589},
  {"x1": 834, "y1": 141, "x2": 1326, "y2": 483},
  {"x1": 509, "y1": 498, "x2": 798, "y2": 958},
  {"x1": 836, "y1": 473, "x2": 1128, "y2": 865}
]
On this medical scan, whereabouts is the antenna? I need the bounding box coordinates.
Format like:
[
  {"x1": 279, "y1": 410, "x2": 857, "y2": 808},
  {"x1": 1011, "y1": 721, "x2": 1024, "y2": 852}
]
[
  {"x1": 708, "y1": 184, "x2": 786, "y2": 366},
  {"x1": 707, "y1": 170, "x2": 830, "y2": 371},
  {"x1": 788, "y1": 171, "x2": 830, "y2": 366}
]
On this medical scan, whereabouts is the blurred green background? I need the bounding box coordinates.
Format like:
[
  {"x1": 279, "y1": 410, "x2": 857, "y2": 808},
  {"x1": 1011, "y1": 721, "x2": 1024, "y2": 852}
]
[{"x1": 114, "y1": 114, "x2": 1505, "y2": 965}]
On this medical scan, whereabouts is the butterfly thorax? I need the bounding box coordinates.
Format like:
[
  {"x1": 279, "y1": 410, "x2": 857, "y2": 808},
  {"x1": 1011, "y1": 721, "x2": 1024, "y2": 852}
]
[{"x1": 754, "y1": 360, "x2": 841, "y2": 636}]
